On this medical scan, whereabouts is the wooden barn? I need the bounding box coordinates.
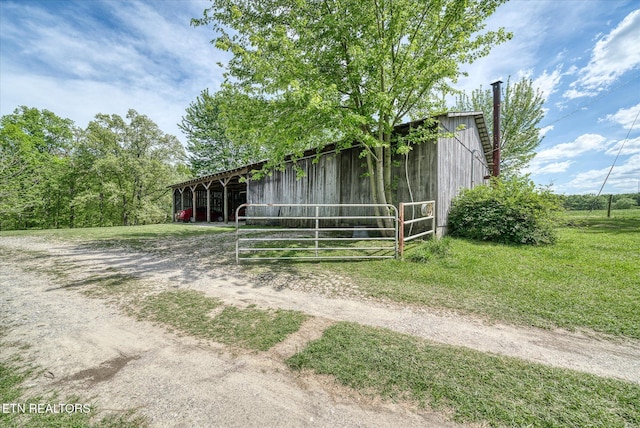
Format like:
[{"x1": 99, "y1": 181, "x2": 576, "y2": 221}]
[{"x1": 169, "y1": 111, "x2": 492, "y2": 236}]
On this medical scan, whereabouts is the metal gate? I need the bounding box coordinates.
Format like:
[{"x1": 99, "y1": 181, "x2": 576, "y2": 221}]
[
  {"x1": 235, "y1": 203, "x2": 398, "y2": 262},
  {"x1": 398, "y1": 200, "x2": 436, "y2": 256}
]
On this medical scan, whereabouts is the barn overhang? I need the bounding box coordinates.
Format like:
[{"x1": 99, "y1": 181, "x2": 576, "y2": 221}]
[
  {"x1": 445, "y1": 111, "x2": 492, "y2": 170},
  {"x1": 169, "y1": 163, "x2": 263, "y2": 223}
]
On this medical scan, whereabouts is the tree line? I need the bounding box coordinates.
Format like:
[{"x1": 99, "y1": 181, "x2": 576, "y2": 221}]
[
  {"x1": 559, "y1": 193, "x2": 640, "y2": 211},
  {"x1": 0, "y1": 107, "x2": 188, "y2": 230}
]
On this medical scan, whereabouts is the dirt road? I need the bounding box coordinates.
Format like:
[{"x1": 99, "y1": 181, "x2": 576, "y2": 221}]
[{"x1": 1, "y1": 234, "x2": 639, "y2": 427}]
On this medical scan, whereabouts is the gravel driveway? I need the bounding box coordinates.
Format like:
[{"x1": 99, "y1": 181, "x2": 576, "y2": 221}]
[{"x1": 1, "y1": 234, "x2": 639, "y2": 427}]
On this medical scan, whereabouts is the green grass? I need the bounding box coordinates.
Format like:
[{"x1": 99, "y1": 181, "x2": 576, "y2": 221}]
[
  {"x1": 562, "y1": 208, "x2": 640, "y2": 221},
  {"x1": 137, "y1": 290, "x2": 307, "y2": 351},
  {"x1": 240, "y1": 237, "x2": 395, "y2": 260},
  {"x1": 0, "y1": 223, "x2": 233, "y2": 248},
  {"x1": 288, "y1": 322, "x2": 640, "y2": 427},
  {"x1": 78, "y1": 275, "x2": 308, "y2": 351},
  {"x1": 321, "y1": 211, "x2": 640, "y2": 338}
]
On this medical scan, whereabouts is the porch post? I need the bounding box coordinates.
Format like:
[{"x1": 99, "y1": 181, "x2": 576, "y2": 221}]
[
  {"x1": 219, "y1": 177, "x2": 232, "y2": 224},
  {"x1": 190, "y1": 185, "x2": 197, "y2": 222},
  {"x1": 171, "y1": 188, "x2": 176, "y2": 222},
  {"x1": 204, "y1": 181, "x2": 212, "y2": 223}
]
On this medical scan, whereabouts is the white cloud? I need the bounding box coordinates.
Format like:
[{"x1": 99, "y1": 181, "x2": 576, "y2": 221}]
[
  {"x1": 539, "y1": 125, "x2": 554, "y2": 138},
  {"x1": 565, "y1": 65, "x2": 579, "y2": 76},
  {"x1": 565, "y1": 154, "x2": 640, "y2": 193},
  {"x1": 536, "y1": 134, "x2": 608, "y2": 162},
  {"x1": 565, "y1": 9, "x2": 640, "y2": 99},
  {"x1": 0, "y1": 0, "x2": 227, "y2": 142},
  {"x1": 0, "y1": 71, "x2": 189, "y2": 140},
  {"x1": 531, "y1": 160, "x2": 573, "y2": 174},
  {"x1": 605, "y1": 136, "x2": 640, "y2": 156},
  {"x1": 454, "y1": 0, "x2": 561, "y2": 93},
  {"x1": 533, "y1": 68, "x2": 563, "y2": 99},
  {"x1": 562, "y1": 88, "x2": 599, "y2": 100},
  {"x1": 603, "y1": 102, "x2": 640, "y2": 129}
]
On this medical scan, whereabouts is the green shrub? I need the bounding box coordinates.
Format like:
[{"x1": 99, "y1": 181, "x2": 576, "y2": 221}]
[
  {"x1": 613, "y1": 197, "x2": 637, "y2": 210},
  {"x1": 448, "y1": 177, "x2": 560, "y2": 245}
]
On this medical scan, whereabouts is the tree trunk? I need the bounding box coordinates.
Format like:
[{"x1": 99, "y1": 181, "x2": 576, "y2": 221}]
[
  {"x1": 368, "y1": 147, "x2": 394, "y2": 236},
  {"x1": 122, "y1": 195, "x2": 128, "y2": 226}
]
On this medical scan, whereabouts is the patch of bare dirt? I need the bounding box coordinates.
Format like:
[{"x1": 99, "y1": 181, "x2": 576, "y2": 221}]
[
  {"x1": 59, "y1": 354, "x2": 141, "y2": 387},
  {"x1": 1, "y1": 233, "x2": 639, "y2": 427}
]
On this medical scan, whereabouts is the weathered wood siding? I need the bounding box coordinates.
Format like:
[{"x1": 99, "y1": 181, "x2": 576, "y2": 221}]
[
  {"x1": 248, "y1": 151, "x2": 343, "y2": 225},
  {"x1": 247, "y1": 113, "x2": 488, "y2": 233},
  {"x1": 394, "y1": 138, "x2": 438, "y2": 211},
  {"x1": 435, "y1": 114, "x2": 489, "y2": 235}
]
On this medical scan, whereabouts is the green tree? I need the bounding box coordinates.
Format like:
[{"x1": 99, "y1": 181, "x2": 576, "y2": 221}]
[
  {"x1": 0, "y1": 106, "x2": 76, "y2": 230},
  {"x1": 81, "y1": 110, "x2": 187, "y2": 226},
  {"x1": 193, "y1": 0, "x2": 511, "y2": 217},
  {"x1": 560, "y1": 194, "x2": 606, "y2": 211},
  {"x1": 613, "y1": 197, "x2": 637, "y2": 210},
  {"x1": 179, "y1": 89, "x2": 263, "y2": 176},
  {"x1": 454, "y1": 76, "x2": 546, "y2": 177}
]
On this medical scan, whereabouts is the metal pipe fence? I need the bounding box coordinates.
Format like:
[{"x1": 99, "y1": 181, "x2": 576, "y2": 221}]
[
  {"x1": 398, "y1": 200, "x2": 436, "y2": 256},
  {"x1": 235, "y1": 203, "x2": 398, "y2": 262}
]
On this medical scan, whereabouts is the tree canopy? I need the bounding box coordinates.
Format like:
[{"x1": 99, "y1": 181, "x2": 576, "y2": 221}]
[
  {"x1": 0, "y1": 107, "x2": 188, "y2": 230},
  {"x1": 0, "y1": 106, "x2": 75, "y2": 229},
  {"x1": 194, "y1": 0, "x2": 511, "y2": 210},
  {"x1": 179, "y1": 89, "x2": 263, "y2": 176}
]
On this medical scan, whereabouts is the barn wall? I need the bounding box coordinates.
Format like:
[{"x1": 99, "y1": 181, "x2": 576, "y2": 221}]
[
  {"x1": 436, "y1": 115, "x2": 489, "y2": 235},
  {"x1": 248, "y1": 151, "x2": 344, "y2": 226},
  {"x1": 393, "y1": 138, "x2": 438, "y2": 211},
  {"x1": 247, "y1": 113, "x2": 488, "y2": 234}
]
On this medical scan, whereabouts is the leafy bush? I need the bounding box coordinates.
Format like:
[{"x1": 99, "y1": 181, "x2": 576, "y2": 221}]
[
  {"x1": 613, "y1": 197, "x2": 637, "y2": 210},
  {"x1": 448, "y1": 177, "x2": 560, "y2": 245}
]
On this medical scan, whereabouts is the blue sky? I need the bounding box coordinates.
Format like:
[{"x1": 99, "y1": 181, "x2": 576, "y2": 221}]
[{"x1": 1, "y1": 0, "x2": 639, "y2": 195}]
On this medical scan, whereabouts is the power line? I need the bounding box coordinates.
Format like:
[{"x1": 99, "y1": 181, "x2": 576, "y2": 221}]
[
  {"x1": 594, "y1": 107, "x2": 640, "y2": 199},
  {"x1": 540, "y1": 72, "x2": 640, "y2": 129}
]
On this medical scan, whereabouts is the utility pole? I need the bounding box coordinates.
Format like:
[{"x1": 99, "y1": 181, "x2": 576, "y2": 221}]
[{"x1": 491, "y1": 80, "x2": 502, "y2": 177}]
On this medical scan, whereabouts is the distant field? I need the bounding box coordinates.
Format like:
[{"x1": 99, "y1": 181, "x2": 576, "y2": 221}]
[{"x1": 562, "y1": 208, "x2": 640, "y2": 220}]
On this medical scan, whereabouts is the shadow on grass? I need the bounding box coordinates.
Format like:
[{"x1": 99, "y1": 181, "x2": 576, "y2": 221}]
[
  {"x1": 46, "y1": 273, "x2": 136, "y2": 291},
  {"x1": 564, "y1": 217, "x2": 640, "y2": 235}
]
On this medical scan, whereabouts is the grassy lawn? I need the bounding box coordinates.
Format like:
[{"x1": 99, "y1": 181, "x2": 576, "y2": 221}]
[
  {"x1": 2, "y1": 213, "x2": 638, "y2": 426},
  {"x1": 319, "y1": 210, "x2": 640, "y2": 339},
  {"x1": 1, "y1": 212, "x2": 637, "y2": 339},
  {"x1": 288, "y1": 322, "x2": 640, "y2": 427},
  {"x1": 76, "y1": 272, "x2": 308, "y2": 352}
]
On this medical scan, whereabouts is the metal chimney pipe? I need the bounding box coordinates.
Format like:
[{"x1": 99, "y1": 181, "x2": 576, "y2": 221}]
[{"x1": 491, "y1": 80, "x2": 502, "y2": 177}]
